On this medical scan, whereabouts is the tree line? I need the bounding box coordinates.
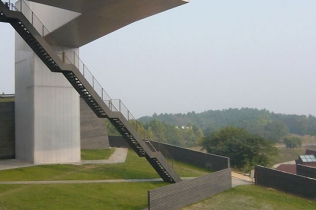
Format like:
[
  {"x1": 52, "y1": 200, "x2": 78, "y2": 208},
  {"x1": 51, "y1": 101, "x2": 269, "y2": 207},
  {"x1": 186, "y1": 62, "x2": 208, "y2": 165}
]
[
  {"x1": 105, "y1": 119, "x2": 204, "y2": 147},
  {"x1": 138, "y1": 108, "x2": 316, "y2": 143}
]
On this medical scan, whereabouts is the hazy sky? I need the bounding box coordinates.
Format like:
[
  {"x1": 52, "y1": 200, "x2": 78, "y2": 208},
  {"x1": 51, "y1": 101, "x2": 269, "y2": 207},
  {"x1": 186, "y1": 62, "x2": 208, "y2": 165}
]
[{"x1": 1, "y1": 0, "x2": 316, "y2": 118}]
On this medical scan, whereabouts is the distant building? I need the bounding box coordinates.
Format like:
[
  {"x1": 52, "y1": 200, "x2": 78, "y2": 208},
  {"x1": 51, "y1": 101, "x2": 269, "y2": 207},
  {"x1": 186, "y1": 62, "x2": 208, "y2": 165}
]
[
  {"x1": 296, "y1": 153, "x2": 316, "y2": 168},
  {"x1": 275, "y1": 164, "x2": 297, "y2": 174}
]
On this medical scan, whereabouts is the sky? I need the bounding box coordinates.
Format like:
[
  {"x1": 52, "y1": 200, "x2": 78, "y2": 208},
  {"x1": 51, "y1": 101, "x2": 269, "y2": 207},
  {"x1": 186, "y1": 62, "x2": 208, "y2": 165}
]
[{"x1": 0, "y1": 0, "x2": 316, "y2": 118}]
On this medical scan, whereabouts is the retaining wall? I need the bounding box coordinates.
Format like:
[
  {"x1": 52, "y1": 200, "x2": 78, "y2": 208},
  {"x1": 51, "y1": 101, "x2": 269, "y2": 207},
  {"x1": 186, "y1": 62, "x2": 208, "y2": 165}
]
[
  {"x1": 149, "y1": 141, "x2": 229, "y2": 171},
  {"x1": 108, "y1": 136, "x2": 230, "y2": 172},
  {"x1": 0, "y1": 98, "x2": 109, "y2": 160},
  {"x1": 80, "y1": 98, "x2": 109, "y2": 149},
  {"x1": 148, "y1": 168, "x2": 232, "y2": 210},
  {"x1": 0, "y1": 102, "x2": 15, "y2": 159},
  {"x1": 255, "y1": 165, "x2": 316, "y2": 200},
  {"x1": 108, "y1": 136, "x2": 128, "y2": 148},
  {"x1": 296, "y1": 164, "x2": 316, "y2": 179}
]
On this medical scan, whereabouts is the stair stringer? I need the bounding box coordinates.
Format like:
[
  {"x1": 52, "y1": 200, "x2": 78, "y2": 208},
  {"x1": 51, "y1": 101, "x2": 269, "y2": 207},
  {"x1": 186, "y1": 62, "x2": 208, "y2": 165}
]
[{"x1": 0, "y1": 1, "x2": 182, "y2": 183}]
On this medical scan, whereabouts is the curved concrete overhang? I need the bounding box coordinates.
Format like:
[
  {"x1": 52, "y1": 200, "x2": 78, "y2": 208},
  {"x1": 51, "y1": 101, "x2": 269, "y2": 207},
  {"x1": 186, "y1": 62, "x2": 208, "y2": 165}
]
[{"x1": 28, "y1": 0, "x2": 189, "y2": 47}]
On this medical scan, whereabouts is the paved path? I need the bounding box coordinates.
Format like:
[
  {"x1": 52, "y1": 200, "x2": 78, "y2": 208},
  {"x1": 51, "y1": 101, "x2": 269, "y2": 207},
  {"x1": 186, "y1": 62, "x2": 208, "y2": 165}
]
[
  {"x1": 0, "y1": 159, "x2": 35, "y2": 171},
  {"x1": 272, "y1": 160, "x2": 295, "y2": 169},
  {"x1": 81, "y1": 148, "x2": 128, "y2": 164},
  {"x1": 0, "y1": 177, "x2": 197, "y2": 185},
  {"x1": 0, "y1": 148, "x2": 252, "y2": 187},
  {"x1": 231, "y1": 172, "x2": 253, "y2": 187},
  {"x1": 0, "y1": 148, "x2": 128, "y2": 171},
  {"x1": 0, "y1": 178, "x2": 164, "y2": 185}
]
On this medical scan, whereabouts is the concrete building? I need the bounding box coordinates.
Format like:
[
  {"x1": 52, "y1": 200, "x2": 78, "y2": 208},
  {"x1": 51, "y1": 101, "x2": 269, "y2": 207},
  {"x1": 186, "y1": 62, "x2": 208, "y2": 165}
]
[
  {"x1": 0, "y1": 94, "x2": 109, "y2": 160},
  {"x1": 1, "y1": 0, "x2": 188, "y2": 165}
]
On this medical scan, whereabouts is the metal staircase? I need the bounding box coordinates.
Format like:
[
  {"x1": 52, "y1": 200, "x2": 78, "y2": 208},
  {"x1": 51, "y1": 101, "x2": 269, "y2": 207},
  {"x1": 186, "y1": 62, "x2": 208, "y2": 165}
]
[{"x1": 0, "y1": 0, "x2": 181, "y2": 183}]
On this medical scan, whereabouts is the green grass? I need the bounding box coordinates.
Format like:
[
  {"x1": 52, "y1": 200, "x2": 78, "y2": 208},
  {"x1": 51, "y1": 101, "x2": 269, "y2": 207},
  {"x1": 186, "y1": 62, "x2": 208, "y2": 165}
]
[
  {"x1": 0, "y1": 182, "x2": 168, "y2": 210},
  {"x1": 0, "y1": 98, "x2": 14, "y2": 102},
  {"x1": 0, "y1": 149, "x2": 209, "y2": 209},
  {"x1": 81, "y1": 148, "x2": 115, "y2": 160},
  {"x1": 0, "y1": 149, "x2": 209, "y2": 181},
  {"x1": 182, "y1": 185, "x2": 316, "y2": 210}
]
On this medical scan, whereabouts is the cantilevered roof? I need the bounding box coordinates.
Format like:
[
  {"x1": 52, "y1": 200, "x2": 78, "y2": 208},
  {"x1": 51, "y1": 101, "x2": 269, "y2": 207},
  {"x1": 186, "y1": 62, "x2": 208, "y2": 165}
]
[{"x1": 28, "y1": 0, "x2": 189, "y2": 47}]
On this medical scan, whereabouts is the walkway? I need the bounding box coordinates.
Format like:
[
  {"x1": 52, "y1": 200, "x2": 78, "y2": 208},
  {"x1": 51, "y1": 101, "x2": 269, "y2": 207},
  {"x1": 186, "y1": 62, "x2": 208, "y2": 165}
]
[
  {"x1": 0, "y1": 159, "x2": 35, "y2": 171},
  {"x1": 0, "y1": 148, "x2": 128, "y2": 171},
  {"x1": 231, "y1": 172, "x2": 252, "y2": 187},
  {"x1": 81, "y1": 148, "x2": 128, "y2": 164},
  {"x1": 0, "y1": 148, "x2": 252, "y2": 187}
]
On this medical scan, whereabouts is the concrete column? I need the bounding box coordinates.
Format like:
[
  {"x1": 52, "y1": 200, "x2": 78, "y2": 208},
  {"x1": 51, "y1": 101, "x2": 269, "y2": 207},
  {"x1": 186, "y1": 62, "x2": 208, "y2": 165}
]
[{"x1": 15, "y1": 1, "x2": 81, "y2": 164}]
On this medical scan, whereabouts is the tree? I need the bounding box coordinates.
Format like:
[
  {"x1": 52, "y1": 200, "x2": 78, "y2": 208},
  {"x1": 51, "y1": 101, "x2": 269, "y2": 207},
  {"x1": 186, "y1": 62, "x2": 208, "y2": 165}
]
[
  {"x1": 283, "y1": 136, "x2": 302, "y2": 148},
  {"x1": 201, "y1": 127, "x2": 278, "y2": 171},
  {"x1": 264, "y1": 121, "x2": 289, "y2": 142}
]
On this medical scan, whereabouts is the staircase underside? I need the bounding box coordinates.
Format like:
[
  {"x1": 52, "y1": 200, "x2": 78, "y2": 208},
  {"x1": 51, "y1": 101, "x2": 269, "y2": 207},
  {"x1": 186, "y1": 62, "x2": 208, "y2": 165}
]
[{"x1": 0, "y1": 1, "x2": 181, "y2": 183}]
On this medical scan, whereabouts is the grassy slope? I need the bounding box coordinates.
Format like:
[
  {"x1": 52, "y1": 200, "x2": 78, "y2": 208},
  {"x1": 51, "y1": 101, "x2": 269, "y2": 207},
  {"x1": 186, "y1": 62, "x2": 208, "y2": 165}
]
[
  {"x1": 81, "y1": 148, "x2": 115, "y2": 160},
  {"x1": 0, "y1": 98, "x2": 14, "y2": 102},
  {"x1": 0, "y1": 149, "x2": 209, "y2": 209},
  {"x1": 0, "y1": 182, "x2": 167, "y2": 210},
  {"x1": 0, "y1": 149, "x2": 209, "y2": 181},
  {"x1": 182, "y1": 185, "x2": 316, "y2": 210}
]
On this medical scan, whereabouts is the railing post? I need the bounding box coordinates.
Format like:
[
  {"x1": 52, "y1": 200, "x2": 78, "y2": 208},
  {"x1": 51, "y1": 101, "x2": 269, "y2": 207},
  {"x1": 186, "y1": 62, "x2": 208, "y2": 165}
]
[
  {"x1": 92, "y1": 77, "x2": 94, "y2": 88},
  {"x1": 62, "y1": 51, "x2": 65, "y2": 63},
  {"x1": 83, "y1": 64, "x2": 85, "y2": 76},
  {"x1": 101, "y1": 88, "x2": 103, "y2": 99},
  {"x1": 136, "y1": 121, "x2": 138, "y2": 132}
]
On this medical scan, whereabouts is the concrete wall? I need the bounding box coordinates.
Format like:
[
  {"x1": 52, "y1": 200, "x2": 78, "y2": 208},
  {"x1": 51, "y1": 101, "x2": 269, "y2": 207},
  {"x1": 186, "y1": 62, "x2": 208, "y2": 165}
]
[
  {"x1": 0, "y1": 102, "x2": 15, "y2": 159},
  {"x1": 148, "y1": 168, "x2": 232, "y2": 210},
  {"x1": 109, "y1": 136, "x2": 128, "y2": 148},
  {"x1": 80, "y1": 98, "x2": 109, "y2": 149},
  {"x1": 108, "y1": 136, "x2": 230, "y2": 172},
  {"x1": 0, "y1": 98, "x2": 109, "y2": 159},
  {"x1": 296, "y1": 164, "x2": 316, "y2": 179},
  {"x1": 15, "y1": 1, "x2": 81, "y2": 164},
  {"x1": 150, "y1": 141, "x2": 230, "y2": 172},
  {"x1": 255, "y1": 165, "x2": 316, "y2": 200}
]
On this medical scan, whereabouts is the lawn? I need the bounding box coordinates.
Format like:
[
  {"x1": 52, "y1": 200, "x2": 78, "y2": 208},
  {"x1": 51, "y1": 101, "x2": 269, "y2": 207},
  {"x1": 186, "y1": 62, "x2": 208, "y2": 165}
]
[
  {"x1": 81, "y1": 148, "x2": 115, "y2": 160},
  {"x1": 0, "y1": 149, "x2": 210, "y2": 181},
  {"x1": 0, "y1": 182, "x2": 167, "y2": 210},
  {"x1": 182, "y1": 185, "x2": 316, "y2": 210},
  {"x1": 0, "y1": 149, "x2": 210, "y2": 209},
  {"x1": 0, "y1": 97, "x2": 14, "y2": 102}
]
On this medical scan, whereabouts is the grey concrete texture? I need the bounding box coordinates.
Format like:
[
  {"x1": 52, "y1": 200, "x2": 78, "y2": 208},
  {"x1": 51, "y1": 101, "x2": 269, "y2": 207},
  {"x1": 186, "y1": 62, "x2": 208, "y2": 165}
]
[
  {"x1": 108, "y1": 136, "x2": 230, "y2": 172},
  {"x1": 0, "y1": 148, "x2": 127, "y2": 171},
  {"x1": 0, "y1": 98, "x2": 110, "y2": 161},
  {"x1": 0, "y1": 159, "x2": 35, "y2": 171},
  {"x1": 148, "y1": 168, "x2": 232, "y2": 210},
  {"x1": 296, "y1": 164, "x2": 316, "y2": 179},
  {"x1": 150, "y1": 140, "x2": 230, "y2": 171},
  {"x1": 80, "y1": 97, "x2": 109, "y2": 149},
  {"x1": 0, "y1": 102, "x2": 15, "y2": 159},
  {"x1": 255, "y1": 165, "x2": 316, "y2": 200}
]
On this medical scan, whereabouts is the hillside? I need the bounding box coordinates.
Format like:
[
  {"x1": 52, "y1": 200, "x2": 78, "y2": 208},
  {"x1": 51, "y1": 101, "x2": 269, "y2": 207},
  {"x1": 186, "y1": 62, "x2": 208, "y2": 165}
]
[{"x1": 138, "y1": 108, "x2": 316, "y2": 140}]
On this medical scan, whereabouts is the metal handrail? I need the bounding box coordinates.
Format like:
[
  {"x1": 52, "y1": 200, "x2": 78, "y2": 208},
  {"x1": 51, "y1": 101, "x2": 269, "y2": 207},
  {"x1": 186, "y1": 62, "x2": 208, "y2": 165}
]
[
  {"x1": 3, "y1": 0, "x2": 147, "y2": 137},
  {"x1": 2, "y1": 0, "x2": 180, "y2": 170}
]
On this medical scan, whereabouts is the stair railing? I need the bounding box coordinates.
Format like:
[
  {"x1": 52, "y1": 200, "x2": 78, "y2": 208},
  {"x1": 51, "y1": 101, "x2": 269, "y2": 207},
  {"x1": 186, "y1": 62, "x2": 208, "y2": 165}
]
[{"x1": 2, "y1": 0, "x2": 155, "y2": 142}]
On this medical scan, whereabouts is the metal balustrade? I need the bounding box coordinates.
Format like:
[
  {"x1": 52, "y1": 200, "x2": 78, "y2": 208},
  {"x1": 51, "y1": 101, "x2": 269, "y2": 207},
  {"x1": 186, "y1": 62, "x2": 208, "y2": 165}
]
[{"x1": 0, "y1": 0, "x2": 182, "y2": 183}]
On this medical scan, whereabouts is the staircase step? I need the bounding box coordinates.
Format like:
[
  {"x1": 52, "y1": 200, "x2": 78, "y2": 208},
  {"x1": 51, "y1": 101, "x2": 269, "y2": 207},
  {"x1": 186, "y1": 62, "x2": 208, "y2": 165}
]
[{"x1": 1, "y1": 6, "x2": 181, "y2": 183}]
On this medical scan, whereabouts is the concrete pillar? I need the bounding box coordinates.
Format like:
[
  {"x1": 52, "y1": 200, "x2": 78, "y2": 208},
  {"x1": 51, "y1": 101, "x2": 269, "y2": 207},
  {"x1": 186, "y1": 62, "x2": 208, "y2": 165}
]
[{"x1": 15, "y1": 1, "x2": 81, "y2": 164}]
